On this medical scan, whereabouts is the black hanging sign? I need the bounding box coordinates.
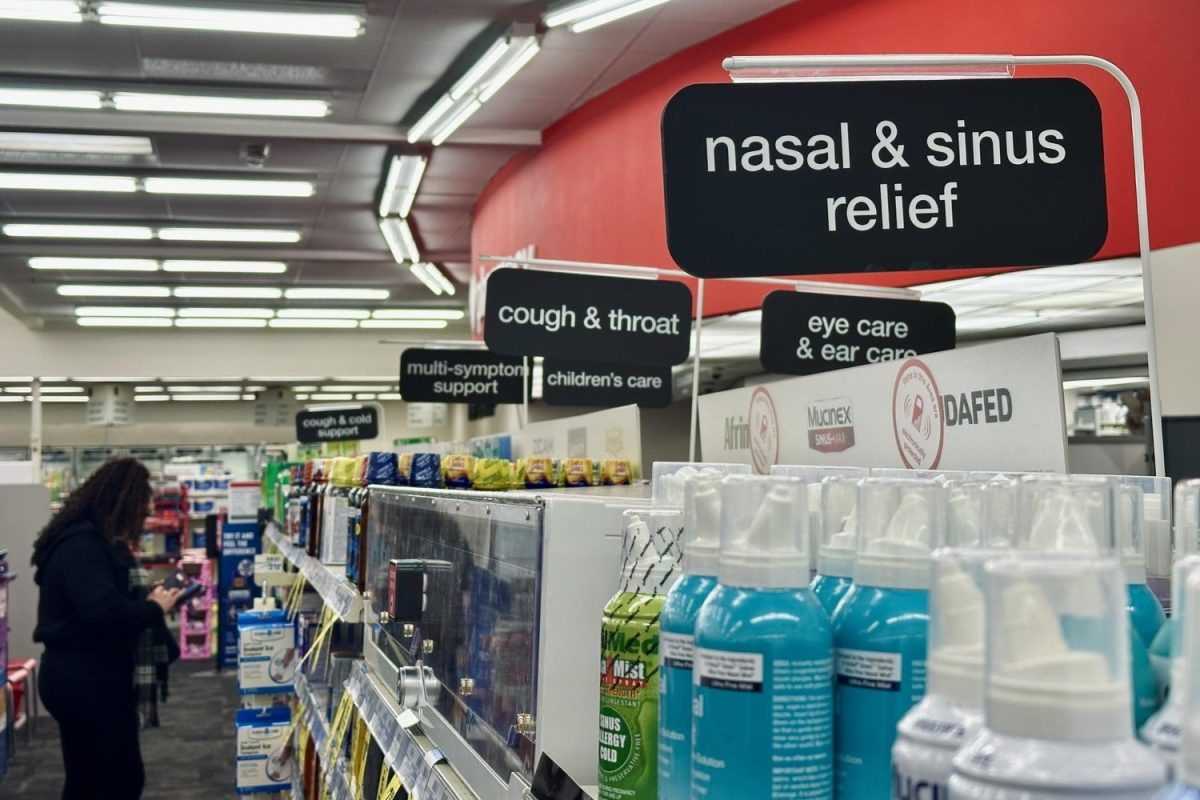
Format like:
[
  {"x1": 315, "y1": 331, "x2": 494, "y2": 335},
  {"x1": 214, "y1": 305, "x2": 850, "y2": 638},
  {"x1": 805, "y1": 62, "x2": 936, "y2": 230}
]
[
  {"x1": 662, "y1": 78, "x2": 1107, "y2": 278},
  {"x1": 400, "y1": 348, "x2": 529, "y2": 404},
  {"x1": 760, "y1": 290, "x2": 957, "y2": 376},
  {"x1": 542, "y1": 359, "x2": 674, "y2": 408},
  {"x1": 295, "y1": 406, "x2": 378, "y2": 444},
  {"x1": 484, "y1": 268, "x2": 693, "y2": 366}
]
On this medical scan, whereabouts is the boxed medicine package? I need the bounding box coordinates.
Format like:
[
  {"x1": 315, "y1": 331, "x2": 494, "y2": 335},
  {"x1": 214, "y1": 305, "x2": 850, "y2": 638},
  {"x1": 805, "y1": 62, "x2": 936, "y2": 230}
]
[{"x1": 237, "y1": 610, "x2": 296, "y2": 695}]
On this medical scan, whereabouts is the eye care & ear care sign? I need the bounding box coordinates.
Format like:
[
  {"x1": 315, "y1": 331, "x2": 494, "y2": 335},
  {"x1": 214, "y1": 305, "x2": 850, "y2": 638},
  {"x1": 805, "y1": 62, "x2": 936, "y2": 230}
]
[{"x1": 661, "y1": 78, "x2": 1107, "y2": 277}]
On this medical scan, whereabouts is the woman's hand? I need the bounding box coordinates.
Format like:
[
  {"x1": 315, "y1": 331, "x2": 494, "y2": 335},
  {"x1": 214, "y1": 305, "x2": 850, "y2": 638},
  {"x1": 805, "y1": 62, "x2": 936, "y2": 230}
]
[{"x1": 149, "y1": 585, "x2": 183, "y2": 614}]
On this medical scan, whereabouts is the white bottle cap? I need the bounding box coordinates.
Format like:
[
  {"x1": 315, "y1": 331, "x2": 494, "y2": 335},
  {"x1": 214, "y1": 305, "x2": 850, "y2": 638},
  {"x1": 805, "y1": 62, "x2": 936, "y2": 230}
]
[
  {"x1": 1179, "y1": 569, "x2": 1200, "y2": 784},
  {"x1": 717, "y1": 475, "x2": 809, "y2": 590},
  {"x1": 1176, "y1": 480, "x2": 1200, "y2": 560},
  {"x1": 1016, "y1": 475, "x2": 1113, "y2": 555},
  {"x1": 818, "y1": 475, "x2": 864, "y2": 578},
  {"x1": 944, "y1": 478, "x2": 1016, "y2": 549},
  {"x1": 1113, "y1": 482, "x2": 1148, "y2": 584},
  {"x1": 651, "y1": 461, "x2": 751, "y2": 507},
  {"x1": 928, "y1": 548, "x2": 999, "y2": 710},
  {"x1": 618, "y1": 507, "x2": 682, "y2": 596},
  {"x1": 771, "y1": 465, "x2": 869, "y2": 578},
  {"x1": 852, "y1": 478, "x2": 942, "y2": 590},
  {"x1": 681, "y1": 474, "x2": 723, "y2": 577},
  {"x1": 984, "y1": 554, "x2": 1131, "y2": 742}
]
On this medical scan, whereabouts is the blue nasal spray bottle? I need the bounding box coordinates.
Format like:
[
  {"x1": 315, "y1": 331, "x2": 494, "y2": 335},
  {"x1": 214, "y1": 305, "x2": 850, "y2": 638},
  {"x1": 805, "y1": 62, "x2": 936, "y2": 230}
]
[
  {"x1": 1153, "y1": 568, "x2": 1200, "y2": 800},
  {"x1": 892, "y1": 478, "x2": 1016, "y2": 800},
  {"x1": 692, "y1": 475, "x2": 834, "y2": 800},
  {"x1": 1144, "y1": 480, "x2": 1200, "y2": 775},
  {"x1": 832, "y1": 478, "x2": 942, "y2": 800}
]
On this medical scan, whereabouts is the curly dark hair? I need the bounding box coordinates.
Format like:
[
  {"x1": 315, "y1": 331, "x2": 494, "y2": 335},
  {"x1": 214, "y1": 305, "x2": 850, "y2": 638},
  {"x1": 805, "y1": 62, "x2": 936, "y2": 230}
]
[{"x1": 32, "y1": 457, "x2": 152, "y2": 566}]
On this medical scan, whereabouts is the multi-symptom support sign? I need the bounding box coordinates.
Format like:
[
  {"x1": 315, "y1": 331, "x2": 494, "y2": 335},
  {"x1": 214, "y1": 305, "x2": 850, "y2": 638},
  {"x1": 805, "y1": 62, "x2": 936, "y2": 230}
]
[
  {"x1": 661, "y1": 78, "x2": 1107, "y2": 277},
  {"x1": 760, "y1": 291, "x2": 956, "y2": 375},
  {"x1": 399, "y1": 348, "x2": 529, "y2": 404}
]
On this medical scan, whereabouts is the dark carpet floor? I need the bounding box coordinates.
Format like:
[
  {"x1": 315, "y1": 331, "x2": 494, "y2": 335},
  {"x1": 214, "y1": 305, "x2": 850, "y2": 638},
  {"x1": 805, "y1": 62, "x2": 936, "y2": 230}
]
[{"x1": 3, "y1": 660, "x2": 241, "y2": 798}]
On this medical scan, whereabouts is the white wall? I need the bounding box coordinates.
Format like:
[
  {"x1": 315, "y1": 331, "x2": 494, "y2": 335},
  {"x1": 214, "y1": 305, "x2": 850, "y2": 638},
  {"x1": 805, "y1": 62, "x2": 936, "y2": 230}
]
[{"x1": 1148, "y1": 242, "x2": 1200, "y2": 416}]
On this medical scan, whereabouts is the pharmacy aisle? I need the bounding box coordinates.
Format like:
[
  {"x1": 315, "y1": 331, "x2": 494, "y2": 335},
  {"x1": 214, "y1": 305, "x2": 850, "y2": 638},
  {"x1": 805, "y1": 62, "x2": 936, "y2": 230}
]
[{"x1": 4, "y1": 661, "x2": 240, "y2": 799}]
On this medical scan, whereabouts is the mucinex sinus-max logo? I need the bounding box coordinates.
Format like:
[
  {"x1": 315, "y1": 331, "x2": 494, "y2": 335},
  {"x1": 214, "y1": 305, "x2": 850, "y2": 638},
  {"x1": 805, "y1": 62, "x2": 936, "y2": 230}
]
[
  {"x1": 891, "y1": 358, "x2": 944, "y2": 469},
  {"x1": 748, "y1": 387, "x2": 779, "y2": 474},
  {"x1": 807, "y1": 395, "x2": 856, "y2": 453}
]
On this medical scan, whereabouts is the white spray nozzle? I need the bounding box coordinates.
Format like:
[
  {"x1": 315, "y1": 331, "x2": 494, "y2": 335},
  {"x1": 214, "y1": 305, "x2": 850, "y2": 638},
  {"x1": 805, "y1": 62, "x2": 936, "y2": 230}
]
[
  {"x1": 682, "y1": 478, "x2": 722, "y2": 576},
  {"x1": 830, "y1": 505, "x2": 858, "y2": 549},
  {"x1": 938, "y1": 562, "x2": 985, "y2": 648},
  {"x1": 718, "y1": 476, "x2": 808, "y2": 590},
  {"x1": 620, "y1": 508, "x2": 681, "y2": 594},
  {"x1": 1028, "y1": 492, "x2": 1102, "y2": 553},
  {"x1": 873, "y1": 492, "x2": 933, "y2": 556}
]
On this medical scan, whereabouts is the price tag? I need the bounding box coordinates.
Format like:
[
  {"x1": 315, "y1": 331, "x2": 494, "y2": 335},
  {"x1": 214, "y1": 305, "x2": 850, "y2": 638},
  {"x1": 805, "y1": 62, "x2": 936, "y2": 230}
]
[
  {"x1": 379, "y1": 773, "x2": 403, "y2": 800},
  {"x1": 325, "y1": 692, "x2": 355, "y2": 764}
]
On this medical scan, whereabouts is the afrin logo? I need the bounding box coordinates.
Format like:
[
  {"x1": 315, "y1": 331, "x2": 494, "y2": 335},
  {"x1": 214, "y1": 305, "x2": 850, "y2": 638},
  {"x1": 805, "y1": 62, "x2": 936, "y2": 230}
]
[
  {"x1": 724, "y1": 414, "x2": 749, "y2": 451},
  {"x1": 748, "y1": 387, "x2": 779, "y2": 474},
  {"x1": 892, "y1": 358, "x2": 945, "y2": 470},
  {"x1": 806, "y1": 396, "x2": 856, "y2": 453}
]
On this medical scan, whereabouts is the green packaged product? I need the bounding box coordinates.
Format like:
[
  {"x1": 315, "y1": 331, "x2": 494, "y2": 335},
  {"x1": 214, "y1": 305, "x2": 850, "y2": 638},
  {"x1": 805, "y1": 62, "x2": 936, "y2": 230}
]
[{"x1": 598, "y1": 508, "x2": 681, "y2": 800}]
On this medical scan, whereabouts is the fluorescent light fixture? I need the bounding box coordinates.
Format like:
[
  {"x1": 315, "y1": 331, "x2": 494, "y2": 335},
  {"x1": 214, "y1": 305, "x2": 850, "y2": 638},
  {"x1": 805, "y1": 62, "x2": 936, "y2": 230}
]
[
  {"x1": 283, "y1": 288, "x2": 389, "y2": 301},
  {"x1": 171, "y1": 394, "x2": 244, "y2": 402},
  {"x1": 111, "y1": 92, "x2": 330, "y2": 118},
  {"x1": 0, "y1": 173, "x2": 138, "y2": 192},
  {"x1": 172, "y1": 286, "x2": 283, "y2": 299},
  {"x1": 544, "y1": 0, "x2": 671, "y2": 32},
  {"x1": 295, "y1": 394, "x2": 309, "y2": 401},
  {"x1": 75, "y1": 306, "x2": 175, "y2": 317},
  {"x1": 430, "y1": 99, "x2": 482, "y2": 147},
  {"x1": 134, "y1": 386, "x2": 165, "y2": 392},
  {"x1": 0, "y1": 1, "x2": 83, "y2": 23},
  {"x1": 378, "y1": 154, "x2": 427, "y2": 217},
  {"x1": 409, "y1": 263, "x2": 456, "y2": 296},
  {"x1": 162, "y1": 260, "x2": 286, "y2": 274},
  {"x1": 292, "y1": 385, "x2": 318, "y2": 392},
  {"x1": 174, "y1": 318, "x2": 268, "y2": 328},
  {"x1": 135, "y1": 394, "x2": 169, "y2": 402},
  {"x1": 332, "y1": 376, "x2": 392, "y2": 382},
  {"x1": 76, "y1": 316, "x2": 172, "y2": 327},
  {"x1": 309, "y1": 393, "x2": 354, "y2": 401},
  {"x1": 95, "y1": 2, "x2": 364, "y2": 38},
  {"x1": 5, "y1": 223, "x2": 152, "y2": 239},
  {"x1": 276, "y1": 308, "x2": 370, "y2": 319},
  {"x1": 320, "y1": 385, "x2": 393, "y2": 392},
  {"x1": 59, "y1": 284, "x2": 170, "y2": 298},
  {"x1": 69, "y1": 377, "x2": 154, "y2": 382},
  {"x1": 359, "y1": 319, "x2": 448, "y2": 330},
  {"x1": 269, "y1": 318, "x2": 358, "y2": 329},
  {"x1": 0, "y1": 132, "x2": 152, "y2": 155},
  {"x1": 407, "y1": 32, "x2": 540, "y2": 145},
  {"x1": 41, "y1": 395, "x2": 88, "y2": 403},
  {"x1": 1, "y1": 387, "x2": 30, "y2": 393},
  {"x1": 176, "y1": 307, "x2": 273, "y2": 318},
  {"x1": 376, "y1": 393, "x2": 403, "y2": 401},
  {"x1": 144, "y1": 177, "x2": 314, "y2": 197},
  {"x1": 157, "y1": 227, "x2": 301, "y2": 243},
  {"x1": 16, "y1": 386, "x2": 84, "y2": 394},
  {"x1": 355, "y1": 393, "x2": 377, "y2": 401},
  {"x1": 0, "y1": 88, "x2": 103, "y2": 109},
  {"x1": 379, "y1": 217, "x2": 419, "y2": 263},
  {"x1": 247, "y1": 376, "x2": 322, "y2": 382},
  {"x1": 372, "y1": 308, "x2": 464, "y2": 320},
  {"x1": 166, "y1": 386, "x2": 242, "y2": 392},
  {"x1": 32, "y1": 257, "x2": 158, "y2": 272},
  {"x1": 1062, "y1": 376, "x2": 1150, "y2": 391}
]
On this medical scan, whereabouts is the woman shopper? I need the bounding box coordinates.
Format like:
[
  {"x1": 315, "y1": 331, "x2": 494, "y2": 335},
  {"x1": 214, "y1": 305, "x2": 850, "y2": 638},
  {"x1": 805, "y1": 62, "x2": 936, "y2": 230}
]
[{"x1": 32, "y1": 458, "x2": 182, "y2": 800}]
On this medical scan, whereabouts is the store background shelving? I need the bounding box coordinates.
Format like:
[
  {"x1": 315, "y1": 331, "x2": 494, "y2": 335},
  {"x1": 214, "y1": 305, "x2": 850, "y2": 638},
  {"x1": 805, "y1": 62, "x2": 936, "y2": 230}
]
[{"x1": 263, "y1": 522, "x2": 363, "y2": 622}]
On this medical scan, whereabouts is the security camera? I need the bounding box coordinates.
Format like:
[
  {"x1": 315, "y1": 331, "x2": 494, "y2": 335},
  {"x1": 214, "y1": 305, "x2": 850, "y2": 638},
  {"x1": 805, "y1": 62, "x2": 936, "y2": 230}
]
[{"x1": 240, "y1": 143, "x2": 271, "y2": 168}]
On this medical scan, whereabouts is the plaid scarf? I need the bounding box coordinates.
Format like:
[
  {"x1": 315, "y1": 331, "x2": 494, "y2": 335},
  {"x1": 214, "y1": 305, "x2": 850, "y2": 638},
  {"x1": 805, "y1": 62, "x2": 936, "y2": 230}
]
[{"x1": 129, "y1": 564, "x2": 174, "y2": 728}]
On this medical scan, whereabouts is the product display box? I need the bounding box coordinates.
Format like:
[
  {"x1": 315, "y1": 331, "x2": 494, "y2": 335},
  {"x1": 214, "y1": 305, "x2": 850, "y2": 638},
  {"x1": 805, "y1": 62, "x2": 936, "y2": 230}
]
[
  {"x1": 364, "y1": 485, "x2": 650, "y2": 791},
  {"x1": 237, "y1": 610, "x2": 297, "y2": 695},
  {"x1": 235, "y1": 707, "x2": 293, "y2": 794}
]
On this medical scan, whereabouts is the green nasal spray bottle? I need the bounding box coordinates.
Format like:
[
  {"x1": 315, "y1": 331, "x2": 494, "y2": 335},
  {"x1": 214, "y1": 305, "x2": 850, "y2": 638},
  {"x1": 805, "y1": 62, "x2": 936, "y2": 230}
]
[{"x1": 599, "y1": 507, "x2": 682, "y2": 800}]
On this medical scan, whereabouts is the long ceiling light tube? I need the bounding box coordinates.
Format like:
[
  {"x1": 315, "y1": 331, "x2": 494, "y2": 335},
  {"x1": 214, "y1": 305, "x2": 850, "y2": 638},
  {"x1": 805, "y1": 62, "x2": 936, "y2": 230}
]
[
  {"x1": 94, "y1": 2, "x2": 365, "y2": 38},
  {"x1": 162, "y1": 260, "x2": 287, "y2": 274},
  {"x1": 0, "y1": 173, "x2": 312, "y2": 197},
  {"x1": 0, "y1": 88, "x2": 103, "y2": 109},
  {"x1": 0, "y1": 173, "x2": 137, "y2": 192},
  {"x1": 0, "y1": 1, "x2": 83, "y2": 23},
  {"x1": 407, "y1": 30, "x2": 540, "y2": 145},
  {"x1": 284, "y1": 287, "x2": 390, "y2": 301},
  {"x1": 409, "y1": 262, "x2": 443, "y2": 296},
  {"x1": 378, "y1": 154, "x2": 427, "y2": 217},
  {"x1": 0, "y1": 132, "x2": 151, "y2": 155},
  {"x1": 172, "y1": 286, "x2": 283, "y2": 299},
  {"x1": 544, "y1": 0, "x2": 671, "y2": 31},
  {"x1": 6, "y1": 224, "x2": 299, "y2": 242},
  {"x1": 31, "y1": 257, "x2": 158, "y2": 271},
  {"x1": 58, "y1": 284, "x2": 170, "y2": 297},
  {"x1": 379, "y1": 217, "x2": 419, "y2": 263},
  {"x1": 111, "y1": 92, "x2": 330, "y2": 118}
]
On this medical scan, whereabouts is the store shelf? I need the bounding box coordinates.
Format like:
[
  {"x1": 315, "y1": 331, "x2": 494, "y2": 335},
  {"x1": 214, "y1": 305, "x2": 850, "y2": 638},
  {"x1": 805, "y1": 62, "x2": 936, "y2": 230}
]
[
  {"x1": 263, "y1": 522, "x2": 363, "y2": 623},
  {"x1": 293, "y1": 672, "x2": 354, "y2": 800},
  {"x1": 344, "y1": 662, "x2": 476, "y2": 800}
]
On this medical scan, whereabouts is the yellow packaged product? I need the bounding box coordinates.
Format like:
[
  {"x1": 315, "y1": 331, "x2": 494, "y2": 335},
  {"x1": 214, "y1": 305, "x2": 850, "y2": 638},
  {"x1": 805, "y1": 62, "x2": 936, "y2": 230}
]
[
  {"x1": 442, "y1": 454, "x2": 475, "y2": 489},
  {"x1": 602, "y1": 460, "x2": 633, "y2": 486}
]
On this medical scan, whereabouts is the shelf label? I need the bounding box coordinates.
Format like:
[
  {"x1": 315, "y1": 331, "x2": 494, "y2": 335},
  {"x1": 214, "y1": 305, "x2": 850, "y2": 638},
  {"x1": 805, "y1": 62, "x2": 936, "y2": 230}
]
[
  {"x1": 661, "y1": 78, "x2": 1107, "y2": 277},
  {"x1": 542, "y1": 359, "x2": 673, "y2": 408},
  {"x1": 400, "y1": 348, "x2": 529, "y2": 404},
  {"x1": 760, "y1": 291, "x2": 956, "y2": 376},
  {"x1": 484, "y1": 268, "x2": 693, "y2": 366}
]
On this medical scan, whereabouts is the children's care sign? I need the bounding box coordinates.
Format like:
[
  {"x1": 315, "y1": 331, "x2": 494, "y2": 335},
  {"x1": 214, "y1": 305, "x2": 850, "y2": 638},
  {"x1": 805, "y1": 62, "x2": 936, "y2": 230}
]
[
  {"x1": 662, "y1": 78, "x2": 1107, "y2": 277},
  {"x1": 700, "y1": 334, "x2": 1067, "y2": 473}
]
